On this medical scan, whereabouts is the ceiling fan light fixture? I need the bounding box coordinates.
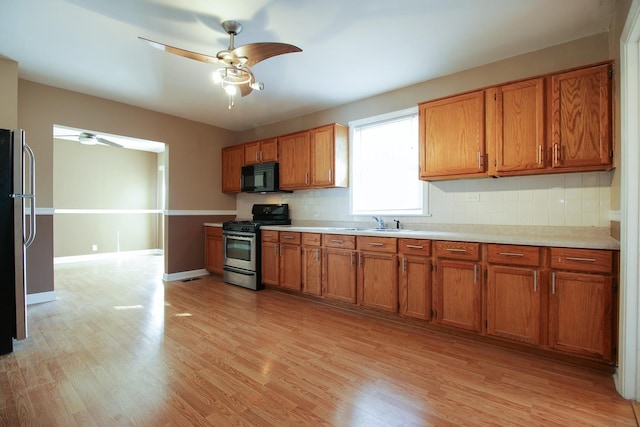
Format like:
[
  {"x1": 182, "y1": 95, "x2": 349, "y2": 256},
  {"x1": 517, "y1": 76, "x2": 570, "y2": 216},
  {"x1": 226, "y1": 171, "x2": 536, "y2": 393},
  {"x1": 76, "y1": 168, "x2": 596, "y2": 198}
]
[{"x1": 79, "y1": 133, "x2": 98, "y2": 145}]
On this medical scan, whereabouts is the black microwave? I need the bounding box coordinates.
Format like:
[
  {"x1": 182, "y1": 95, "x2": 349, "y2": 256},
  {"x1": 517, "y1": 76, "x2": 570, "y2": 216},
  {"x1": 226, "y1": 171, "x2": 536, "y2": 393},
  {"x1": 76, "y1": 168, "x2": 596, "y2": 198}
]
[{"x1": 241, "y1": 162, "x2": 281, "y2": 193}]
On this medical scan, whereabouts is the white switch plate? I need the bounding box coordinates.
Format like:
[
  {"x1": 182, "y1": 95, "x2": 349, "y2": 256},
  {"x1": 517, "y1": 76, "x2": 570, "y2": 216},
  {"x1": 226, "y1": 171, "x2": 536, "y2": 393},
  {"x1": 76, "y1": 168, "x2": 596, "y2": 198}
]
[
  {"x1": 92, "y1": 244, "x2": 98, "y2": 251},
  {"x1": 466, "y1": 193, "x2": 480, "y2": 202}
]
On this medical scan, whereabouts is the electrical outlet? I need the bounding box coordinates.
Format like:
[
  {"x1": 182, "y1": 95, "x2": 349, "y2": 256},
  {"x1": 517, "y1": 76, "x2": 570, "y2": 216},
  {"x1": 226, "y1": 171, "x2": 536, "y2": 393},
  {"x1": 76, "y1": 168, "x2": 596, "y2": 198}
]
[
  {"x1": 466, "y1": 193, "x2": 480, "y2": 202},
  {"x1": 92, "y1": 244, "x2": 98, "y2": 252}
]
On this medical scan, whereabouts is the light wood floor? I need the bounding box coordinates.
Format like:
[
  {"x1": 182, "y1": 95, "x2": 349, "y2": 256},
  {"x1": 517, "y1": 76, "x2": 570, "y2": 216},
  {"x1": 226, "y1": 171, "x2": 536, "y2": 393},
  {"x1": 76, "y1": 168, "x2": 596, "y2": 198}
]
[{"x1": 0, "y1": 255, "x2": 636, "y2": 426}]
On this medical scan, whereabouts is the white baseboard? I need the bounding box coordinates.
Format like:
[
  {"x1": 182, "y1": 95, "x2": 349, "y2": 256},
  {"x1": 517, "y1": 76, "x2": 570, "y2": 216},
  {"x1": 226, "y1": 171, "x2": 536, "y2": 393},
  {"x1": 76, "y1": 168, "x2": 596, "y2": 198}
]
[
  {"x1": 54, "y1": 249, "x2": 163, "y2": 264},
  {"x1": 27, "y1": 291, "x2": 57, "y2": 305},
  {"x1": 163, "y1": 269, "x2": 210, "y2": 282}
]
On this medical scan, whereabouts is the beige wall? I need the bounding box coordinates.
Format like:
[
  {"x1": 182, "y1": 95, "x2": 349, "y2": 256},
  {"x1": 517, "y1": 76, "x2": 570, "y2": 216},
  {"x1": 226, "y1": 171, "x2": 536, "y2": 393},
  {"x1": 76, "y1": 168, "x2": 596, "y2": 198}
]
[
  {"x1": 18, "y1": 80, "x2": 238, "y2": 210},
  {"x1": 0, "y1": 57, "x2": 17, "y2": 129},
  {"x1": 17, "y1": 80, "x2": 240, "y2": 285},
  {"x1": 53, "y1": 139, "x2": 160, "y2": 257}
]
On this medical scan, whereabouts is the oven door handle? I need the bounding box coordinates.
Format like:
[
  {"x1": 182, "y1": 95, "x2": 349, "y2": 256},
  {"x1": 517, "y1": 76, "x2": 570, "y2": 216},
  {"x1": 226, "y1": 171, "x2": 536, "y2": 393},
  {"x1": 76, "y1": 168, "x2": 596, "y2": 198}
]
[{"x1": 223, "y1": 232, "x2": 256, "y2": 240}]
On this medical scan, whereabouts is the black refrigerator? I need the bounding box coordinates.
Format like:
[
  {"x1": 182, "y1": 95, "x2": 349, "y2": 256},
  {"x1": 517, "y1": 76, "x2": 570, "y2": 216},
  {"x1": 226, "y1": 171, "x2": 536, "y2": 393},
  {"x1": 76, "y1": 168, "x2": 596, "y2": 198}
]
[{"x1": 0, "y1": 129, "x2": 36, "y2": 355}]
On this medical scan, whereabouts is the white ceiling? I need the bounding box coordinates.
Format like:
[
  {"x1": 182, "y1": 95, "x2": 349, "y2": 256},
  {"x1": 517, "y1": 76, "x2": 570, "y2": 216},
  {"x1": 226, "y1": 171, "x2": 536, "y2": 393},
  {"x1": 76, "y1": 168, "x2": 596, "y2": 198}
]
[{"x1": 0, "y1": 0, "x2": 616, "y2": 132}]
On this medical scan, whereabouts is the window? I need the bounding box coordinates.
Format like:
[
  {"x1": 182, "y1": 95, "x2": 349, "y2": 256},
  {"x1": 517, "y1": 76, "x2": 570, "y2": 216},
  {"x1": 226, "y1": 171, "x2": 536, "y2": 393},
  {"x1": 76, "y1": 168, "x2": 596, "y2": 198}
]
[{"x1": 350, "y1": 107, "x2": 425, "y2": 215}]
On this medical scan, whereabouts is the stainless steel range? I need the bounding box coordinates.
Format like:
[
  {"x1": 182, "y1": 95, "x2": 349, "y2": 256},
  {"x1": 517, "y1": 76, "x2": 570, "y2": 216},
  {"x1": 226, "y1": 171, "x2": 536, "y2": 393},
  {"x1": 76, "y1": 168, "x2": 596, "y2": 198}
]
[{"x1": 222, "y1": 204, "x2": 291, "y2": 290}]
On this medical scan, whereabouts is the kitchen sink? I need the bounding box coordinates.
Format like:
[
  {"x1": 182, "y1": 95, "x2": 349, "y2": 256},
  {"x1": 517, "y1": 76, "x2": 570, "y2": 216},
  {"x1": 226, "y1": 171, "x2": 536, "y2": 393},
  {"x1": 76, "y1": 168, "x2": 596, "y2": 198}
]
[{"x1": 355, "y1": 228, "x2": 415, "y2": 233}]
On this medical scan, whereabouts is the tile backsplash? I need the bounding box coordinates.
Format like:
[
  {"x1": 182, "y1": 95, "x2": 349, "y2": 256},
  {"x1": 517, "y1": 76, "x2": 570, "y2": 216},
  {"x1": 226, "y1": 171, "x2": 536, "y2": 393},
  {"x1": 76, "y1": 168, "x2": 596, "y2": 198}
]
[{"x1": 237, "y1": 171, "x2": 613, "y2": 228}]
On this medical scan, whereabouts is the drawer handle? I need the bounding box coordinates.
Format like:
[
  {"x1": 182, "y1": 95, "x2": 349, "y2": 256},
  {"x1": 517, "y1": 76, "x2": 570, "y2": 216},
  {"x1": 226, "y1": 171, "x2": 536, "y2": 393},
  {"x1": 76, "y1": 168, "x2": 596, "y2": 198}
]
[
  {"x1": 565, "y1": 257, "x2": 596, "y2": 262},
  {"x1": 305, "y1": 237, "x2": 318, "y2": 241},
  {"x1": 331, "y1": 239, "x2": 344, "y2": 244},
  {"x1": 406, "y1": 244, "x2": 424, "y2": 249},
  {"x1": 446, "y1": 248, "x2": 467, "y2": 253},
  {"x1": 283, "y1": 235, "x2": 295, "y2": 239},
  {"x1": 369, "y1": 242, "x2": 385, "y2": 247},
  {"x1": 263, "y1": 234, "x2": 273, "y2": 237},
  {"x1": 499, "y1": 252, "x2": 524, "y2": 257}
]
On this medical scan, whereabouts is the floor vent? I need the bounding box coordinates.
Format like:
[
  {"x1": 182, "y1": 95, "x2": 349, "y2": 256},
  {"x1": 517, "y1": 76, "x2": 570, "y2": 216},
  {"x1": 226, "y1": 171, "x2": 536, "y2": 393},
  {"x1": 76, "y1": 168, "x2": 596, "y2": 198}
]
[{"x1": 182, "y1": 277, "x2": 201, "y2": 283}]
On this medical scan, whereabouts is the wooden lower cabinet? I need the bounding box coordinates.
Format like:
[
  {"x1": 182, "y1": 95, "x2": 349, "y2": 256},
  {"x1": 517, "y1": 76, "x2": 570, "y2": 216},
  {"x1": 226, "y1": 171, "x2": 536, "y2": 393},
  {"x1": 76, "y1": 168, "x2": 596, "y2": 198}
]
[
  {"x1": 486, "y1": 265, "x2": 541, "y2": 344},
  {"x1": 205, "y1": 226, "x2": 223, "y2": 274},
  {"x1": 434, "y1": 259, "x2": 482, "y2": 332},
  {"x1": 255, "y1": 229, "x2": 618, "y2": 367},
  {"x1": 357, "y1": 251, "x2": 398, "y2": 312},
  {"x1": 301, "y1": 233, "x2": 322, "y2": 296},
  {"x1": 261, "y1": 231, "x2": 279, "y2": 286},
  {"x1": 302, "y1": 246, "x2": 322, "y2": 296},
  {"x1": 549, "y1": 271, "x2": 613, "y2": 361},
  {"x1": 323, "y1": 248, "x2": 357, "y2": 303},
  {"x1": 280, "y1": 242, "x2": 301, "y2": 291},
  {"x1": 398, "y1": 239, "x2": 432, "y2": 320},
  {"x1": 399, "y1": 254, "x2": 431, "y2": 320}
]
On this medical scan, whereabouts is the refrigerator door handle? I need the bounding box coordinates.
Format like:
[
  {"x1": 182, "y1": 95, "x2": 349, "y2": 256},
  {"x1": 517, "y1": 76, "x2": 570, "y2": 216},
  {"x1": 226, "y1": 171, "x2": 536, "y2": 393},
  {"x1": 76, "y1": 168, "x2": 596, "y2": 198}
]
[
  {"x1": 23, "y1": 143, "x2": 36, "y2": 248},
  {"x1": 9, "y1": 141, "x2": 36, "y2": 247}
]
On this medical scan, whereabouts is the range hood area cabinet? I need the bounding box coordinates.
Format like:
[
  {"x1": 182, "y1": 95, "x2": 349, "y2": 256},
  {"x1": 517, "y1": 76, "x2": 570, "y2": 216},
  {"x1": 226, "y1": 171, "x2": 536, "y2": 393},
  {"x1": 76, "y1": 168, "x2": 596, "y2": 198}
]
[
  {"x1": 419, "y1": 62, "x2": 613, "y2": 181},
  {"x1": 279, "y1": 123, "x2": 349, "y2": 190},
  {"x1": 221, "y1": 123, "x2": 348, "y2": 193},
  {"x1": 244, "y1": 137, "x2": 278, "y2": 165}
]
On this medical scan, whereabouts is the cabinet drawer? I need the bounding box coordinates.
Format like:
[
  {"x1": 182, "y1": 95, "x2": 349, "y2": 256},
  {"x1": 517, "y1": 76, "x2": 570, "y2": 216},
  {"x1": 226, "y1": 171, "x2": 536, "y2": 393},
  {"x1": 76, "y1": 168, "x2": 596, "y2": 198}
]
[
  {"x1": 487, "y1": 244, "x2": 540, "y2": 267},
  {"x1": 302, "y1": 233, "x2": 322, "y2": 246},
  {"x1": 279, "y1": 231, "x2": 300, "y2": 244},
  {"x1": 205, "y1": 226, "x2": 222, "y2": 238},
  {"x1": 399, "y1": 239, "x2": 431, "y2": 256},
  {"x1": 261, "y1": 230, "x2": 279, "y2": 242},
  {"x1": 435, "y1": 241, "x2": 480, "y2": 261},
  {"x1": 357, "y1": 236, "x2": 397, "y2": 253},
  {"x1": 550, "y1": 248, "x2": 613, "y2": 274},
  {"x1": 323, "y1": 234, "x2": 356, "y2": 249}
]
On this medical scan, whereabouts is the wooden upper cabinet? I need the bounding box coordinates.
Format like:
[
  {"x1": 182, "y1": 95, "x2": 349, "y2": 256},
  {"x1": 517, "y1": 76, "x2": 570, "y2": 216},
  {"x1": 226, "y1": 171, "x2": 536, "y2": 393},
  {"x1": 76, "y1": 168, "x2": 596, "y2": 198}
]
[
  {"x1": 244, "y1": 138, "x2": 278, "y2": 165},
  {"x1": 310, "y1": 124, "x2": 349, "y2": 188},
  {"x1": 550, "y1": 64, "x2": 612, "y2": 170},
  {"x1": 221, "y1": 145, "x2": 244, "y2": 193},
  {"x1": 279, "y1": 130, "x2": 311, "y2": 189},
  {"x1": 279, "y1": 124, "x2": 349, "y2": 190},
  {"x1": 419, "y1": 90, "x2": 486, "y2": 180},
  {"x1": 493, "y1": 78, "x2": 546, "y2": 174}
]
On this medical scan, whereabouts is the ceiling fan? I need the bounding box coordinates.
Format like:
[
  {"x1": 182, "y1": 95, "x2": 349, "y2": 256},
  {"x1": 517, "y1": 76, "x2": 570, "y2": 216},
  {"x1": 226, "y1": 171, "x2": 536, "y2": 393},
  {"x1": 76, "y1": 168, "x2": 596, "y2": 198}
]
[
  {"x1": 139, "y1": 20, "x2": 302, "y2": 108},
  {"x1": 57, "y1": 132, "x2": 123, "y2": 148}
]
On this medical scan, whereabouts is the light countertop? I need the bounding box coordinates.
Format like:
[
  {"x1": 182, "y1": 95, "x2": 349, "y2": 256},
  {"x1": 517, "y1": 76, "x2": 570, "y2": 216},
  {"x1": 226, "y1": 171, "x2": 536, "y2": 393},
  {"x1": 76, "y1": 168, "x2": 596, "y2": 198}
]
[{"x1": 259, "y1": 224, "x2": 620, "y2": 250}]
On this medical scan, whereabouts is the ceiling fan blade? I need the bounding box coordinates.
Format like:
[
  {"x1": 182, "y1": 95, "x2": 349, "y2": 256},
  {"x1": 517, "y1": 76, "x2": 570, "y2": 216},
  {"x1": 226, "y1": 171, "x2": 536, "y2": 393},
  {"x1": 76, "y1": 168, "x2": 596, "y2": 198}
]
[
  {"x1": 96, "y1": 137, "x2": 123, "y2": 148},
  {"x1": 139, "y1": 37, "x2": 220, "y2": 65},
  {"x1": 233, "y1": 42, "x2": 302, "y2": 67}
]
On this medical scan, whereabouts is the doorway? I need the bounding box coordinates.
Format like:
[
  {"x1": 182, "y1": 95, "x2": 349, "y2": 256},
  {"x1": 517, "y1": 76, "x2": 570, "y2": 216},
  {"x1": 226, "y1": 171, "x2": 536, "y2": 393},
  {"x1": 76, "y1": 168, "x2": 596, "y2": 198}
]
[{"x1": 52, "y1": 125, "x2": 166, "y2": 263}]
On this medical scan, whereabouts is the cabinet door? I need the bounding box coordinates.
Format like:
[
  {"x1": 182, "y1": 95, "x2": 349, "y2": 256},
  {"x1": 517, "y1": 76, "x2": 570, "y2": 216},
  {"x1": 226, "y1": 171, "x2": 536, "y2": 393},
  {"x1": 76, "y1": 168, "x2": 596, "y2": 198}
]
[
  {"x1": 357, "y1": 252, "x2": 398, "y2": 312},
  {"x1": 550, "y1": 64, "x2": 612, "y2": 169},
  {"x1": 399, "y1": 255, "x2": 431, "y2": 320},
  {"x1": 244, "y1": 142, "x2": 261, "y2": 165},
  {"x1": 261, "y1": 241, "x2": 279, "y2": 286},
  {"x1": 419, "y1": 91, "x2": 485, "y2": 179},
  {"x1": 487, "y1": 265, "x2": 540, "y2": 344},
  {"x1": 310, "y1": 125, "x2": 335, "y2": 187},
  {"x1": 221, "y1": 145, "x2": 244, "y2": 193},
  {"x1": 205, "y1": 231, "x2": 223, "y2": 274},
  {"x1": 302, "y1": 247, "x2": 322, "y2": 296},
  {"x1": 280, "y1": 243, "x2": 301, "y2": 291},
  {"x1": 434, "y1": 259, "x2": 481, "y2": 332},
  {"x1": 323, "y1": 248, "x2": 357, "y2": 303},
  {"x1": 495, "y1": 78, "x2": 546, "y2": 173},
  {"x1": 260, "y1": 138, "x2": 278, "y2": 163},
  {"x1": 279, "y1": 131, "x2": 311, "y2": 189},
  {"x1": 549, "y1": 271, "x2": 613, "y2": 361}
]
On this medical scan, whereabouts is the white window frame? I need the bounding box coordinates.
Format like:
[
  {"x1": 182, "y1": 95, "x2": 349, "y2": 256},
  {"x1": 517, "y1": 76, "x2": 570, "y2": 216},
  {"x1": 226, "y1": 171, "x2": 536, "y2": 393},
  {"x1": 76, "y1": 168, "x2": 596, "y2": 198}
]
[{"x1": 349, "y1": 107, "x2": 428, "y2": 217}]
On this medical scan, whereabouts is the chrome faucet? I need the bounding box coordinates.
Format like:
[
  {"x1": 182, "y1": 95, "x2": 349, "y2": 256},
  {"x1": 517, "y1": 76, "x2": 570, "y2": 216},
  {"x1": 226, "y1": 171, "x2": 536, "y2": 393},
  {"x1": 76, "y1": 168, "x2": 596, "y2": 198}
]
[{"x1": 372, "y1": 216, "x2": 385, "y2": 229}]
